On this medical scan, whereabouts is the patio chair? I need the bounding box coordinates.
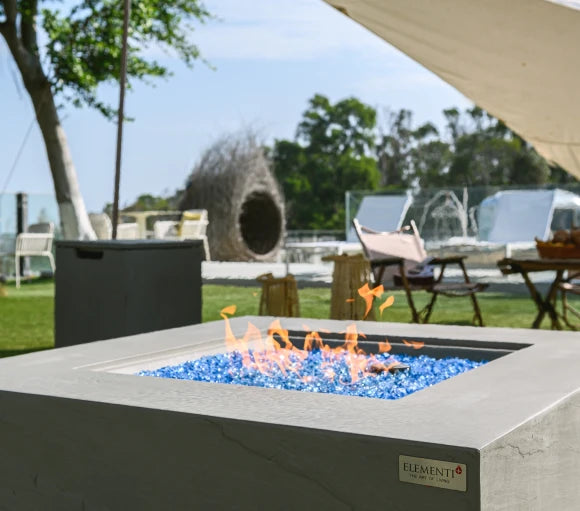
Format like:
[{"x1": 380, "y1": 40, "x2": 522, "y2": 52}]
[
  {"x1": 116, "y1": 223, "x2": 140, "y2": 240},
  {"x1": 353, "y1": 218, "x2": 488, "y2": 325},
  {"x1": 179, "y1": 218, "x2": 210, "y2": 261},
  {"x1": 178, "y1": 209, "x2": 208, "y2": 229},
  {"x1": 153, "y1": 220, "x2": 179, "y2": 239},
  {"x1": 89, "y1": 213, "x2": 113, "y2": 239},
  {"x1": 13, "y1": 222, "x2": 55, "y2": 288},
  {"x1": 153, "y1": 210, "x2": 211, "y2": 261}
]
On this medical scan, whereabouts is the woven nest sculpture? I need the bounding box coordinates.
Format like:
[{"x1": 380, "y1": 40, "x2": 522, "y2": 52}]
[{"x1": 179, "y1": 134, "x2": 285, "y2": 261}]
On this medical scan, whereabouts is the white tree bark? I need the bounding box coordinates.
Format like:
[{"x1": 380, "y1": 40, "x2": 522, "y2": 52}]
[
  {"x1": 28, "y1": 84, "x2": 96, "y2": 239},
  {"x1": 0, "y1": 4, "x2": 96, "y2": 240}
]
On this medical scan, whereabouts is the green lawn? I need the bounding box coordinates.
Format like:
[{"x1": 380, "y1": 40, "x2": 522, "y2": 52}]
[{"x1": 0, "y1": 280, "x2": 576, "y2": 357}]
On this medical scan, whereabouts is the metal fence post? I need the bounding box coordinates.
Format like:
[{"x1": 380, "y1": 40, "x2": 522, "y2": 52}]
[
  {"x1": 16, "y1": 192, "x2": 29, "y2": 276},
  {"x1": 345, "y1": 190, "x2": 351, "y2": 238}
]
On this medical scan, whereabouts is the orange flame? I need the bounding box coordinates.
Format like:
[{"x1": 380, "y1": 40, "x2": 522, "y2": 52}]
[
  {"x1": 403, "y1": 339, "x2": 424, "y2": 350},
  {"x1": 218, "y1": 287, "x2": 423, "y2": 384},
  {"x1": 220, "y1": 305, "x2": 238, "y2": 352},
  {"x1": 220, "y1": 305, "x2": 237, "y2": 316},
  {"x1": 304, "y1": 331, "x2": 325, "y2": 351},
  {"x1": 357, "y1": 283, "x2": 385, "y2": 318},
  {"x1": 379, "y1": 295, "x2": 395, "y2": 316},
  {"x1": 378, "y1": 340, "x2": 392, "y2": 353}
]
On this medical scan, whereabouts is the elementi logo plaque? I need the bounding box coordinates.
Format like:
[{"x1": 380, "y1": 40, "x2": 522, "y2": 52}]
[{"x1": 399, "y1": 455, "x2": 467, "y2": 492}]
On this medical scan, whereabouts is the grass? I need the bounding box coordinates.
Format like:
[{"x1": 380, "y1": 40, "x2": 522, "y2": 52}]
[
  {"x1": 0, "y1": 280, "x2": 577, "y2": 358},
  {"x1": 203, "y1": 285, "x2": 576, "y2": 329},
  {"x1": 0, "y1": 279, "x2": 55, "y2": 356}
]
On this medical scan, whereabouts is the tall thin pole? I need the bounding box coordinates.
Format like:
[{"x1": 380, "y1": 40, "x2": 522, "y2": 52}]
[{"x1": 112, "y1": 0, "x2": 131, "y2": 239}]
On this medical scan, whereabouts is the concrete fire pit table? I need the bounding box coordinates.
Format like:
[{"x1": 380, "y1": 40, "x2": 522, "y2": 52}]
[{"x1": 0, "y1": 317, "x2": 578, "y2": 510}]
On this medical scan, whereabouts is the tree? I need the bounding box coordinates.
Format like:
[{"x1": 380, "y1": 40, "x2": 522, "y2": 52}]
[
  {"x1": 375, "y1": 108, "x2": 450, "y2": 188},
  {"x1": 375, "y1": 109, "x2": 413, "y2": 187},
  {"x1": 103, "y1": 192, "x2": 179, "y2": 217},
  {"x1": 549, "y1": 163, "x2": 578, "y2": 185},
  {"x1": 0, "y1": 0, "x2": 211, "y2": 238},
  {"x1": 444, "y1": 108, "x2": 550, "y2": 186},
  {"x1": 272, "y1": 94, "x2": 380, "y2": 229},
  {"x1": 410, "y1": 139, "x2": 453, "y2": 188}
]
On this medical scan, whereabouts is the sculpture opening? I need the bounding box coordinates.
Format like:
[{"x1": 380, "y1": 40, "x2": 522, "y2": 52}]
[{"x1": 239, "y1": 192, "x2": 283, "y2": 255}]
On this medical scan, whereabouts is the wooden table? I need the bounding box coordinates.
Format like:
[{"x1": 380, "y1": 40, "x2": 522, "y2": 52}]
[{"x1": 497, "y1": 258, "x2": 580, "y2": 329}]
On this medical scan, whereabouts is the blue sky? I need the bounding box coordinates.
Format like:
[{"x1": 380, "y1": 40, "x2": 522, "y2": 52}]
[{"x1": 0, "y1": 0, "x2": 472, "y2": 212}]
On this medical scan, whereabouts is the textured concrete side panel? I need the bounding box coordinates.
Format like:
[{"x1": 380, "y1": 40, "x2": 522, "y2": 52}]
[
  {"x1": 481, "y1": 391, "x2": 580, "y2": 511},
  {"x1": 0, "y1": 392, "x2": 480, "y2": 511}
]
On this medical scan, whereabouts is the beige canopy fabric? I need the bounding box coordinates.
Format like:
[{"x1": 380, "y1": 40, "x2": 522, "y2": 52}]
[{"x1": 325, "y1": 0, "x2": 580, "y2": 179}]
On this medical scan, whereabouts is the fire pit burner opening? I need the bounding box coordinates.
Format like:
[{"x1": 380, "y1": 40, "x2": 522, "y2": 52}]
[{"x1": 139, "y1": 348, "x2": 487, "y2": 401}]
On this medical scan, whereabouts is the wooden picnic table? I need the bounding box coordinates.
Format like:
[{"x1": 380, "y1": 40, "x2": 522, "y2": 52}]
[{"x1": 497, "y1": 257, "x2": 580, "y2": 330}]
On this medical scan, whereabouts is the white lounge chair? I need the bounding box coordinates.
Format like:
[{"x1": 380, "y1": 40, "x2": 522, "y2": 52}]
[
  {"x1": 153, "y1": 220, "x2": 179, "y2": 240},
  {"x1": 179, "y1": 219, "x2": 211, "y2": 261},
  {"x1": 116, "y1": 223, "x2": 140, "y2": 240},
  {"x1": 13, "y1": 222, "x2": 55, "y2": 288},
  {"x1": 346, "y1": 194, "x2": 413, "y2": 243},
  {"x1": 153, "y1": 210, "x2": 211, "y2": 260}
]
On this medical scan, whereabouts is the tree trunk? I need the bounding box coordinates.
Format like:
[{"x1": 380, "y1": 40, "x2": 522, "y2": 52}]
[
  {"x1": 27, "y1": 83, "x2": 96, "y2": 239},
  {"x1": 0, "y1": 20, "x2": 96, "y2": 240}
]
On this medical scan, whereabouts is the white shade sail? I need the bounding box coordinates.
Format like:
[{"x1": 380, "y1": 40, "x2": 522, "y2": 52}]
[{"x1": 324, "y1": 0, "x2": 580, "y2": 179}]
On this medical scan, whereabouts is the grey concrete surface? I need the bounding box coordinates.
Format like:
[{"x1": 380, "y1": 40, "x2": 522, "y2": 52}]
[{"x1": 0, "y1": 319, "x2": 578, "y2": 509}]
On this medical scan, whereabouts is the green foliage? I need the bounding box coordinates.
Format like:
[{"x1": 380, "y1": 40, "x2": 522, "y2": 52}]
[
  {"x1": 2, "y1": 0, "x2": 212, "y2": 118},
  {"x1": 442, "y1": 109, "x2": 550, "y2": 186},
  {"x1": 296, "y1": 94, "x2": 377, "y2": 157},
  {"x1": 103, "y1": 191, "x2": 181, "y2": 215},
  {"x1": 379, "y1": 106, "x2": 558, "y2": 190},
  {"x1": 376, "y1": 109, "x2": 453, "y2": 189},
  {"x1": 272, "y1": 95, "x2": 576, "y2": 230},
  {"x1": 273, "y1": 94, "x2": 380, "y2": 229},
  {"x1": 545, "y1": 163, "x2": 578, "y2": 185},
  {"x1": 123, "y1": 192, "x2": 176, "y2": 211}
]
